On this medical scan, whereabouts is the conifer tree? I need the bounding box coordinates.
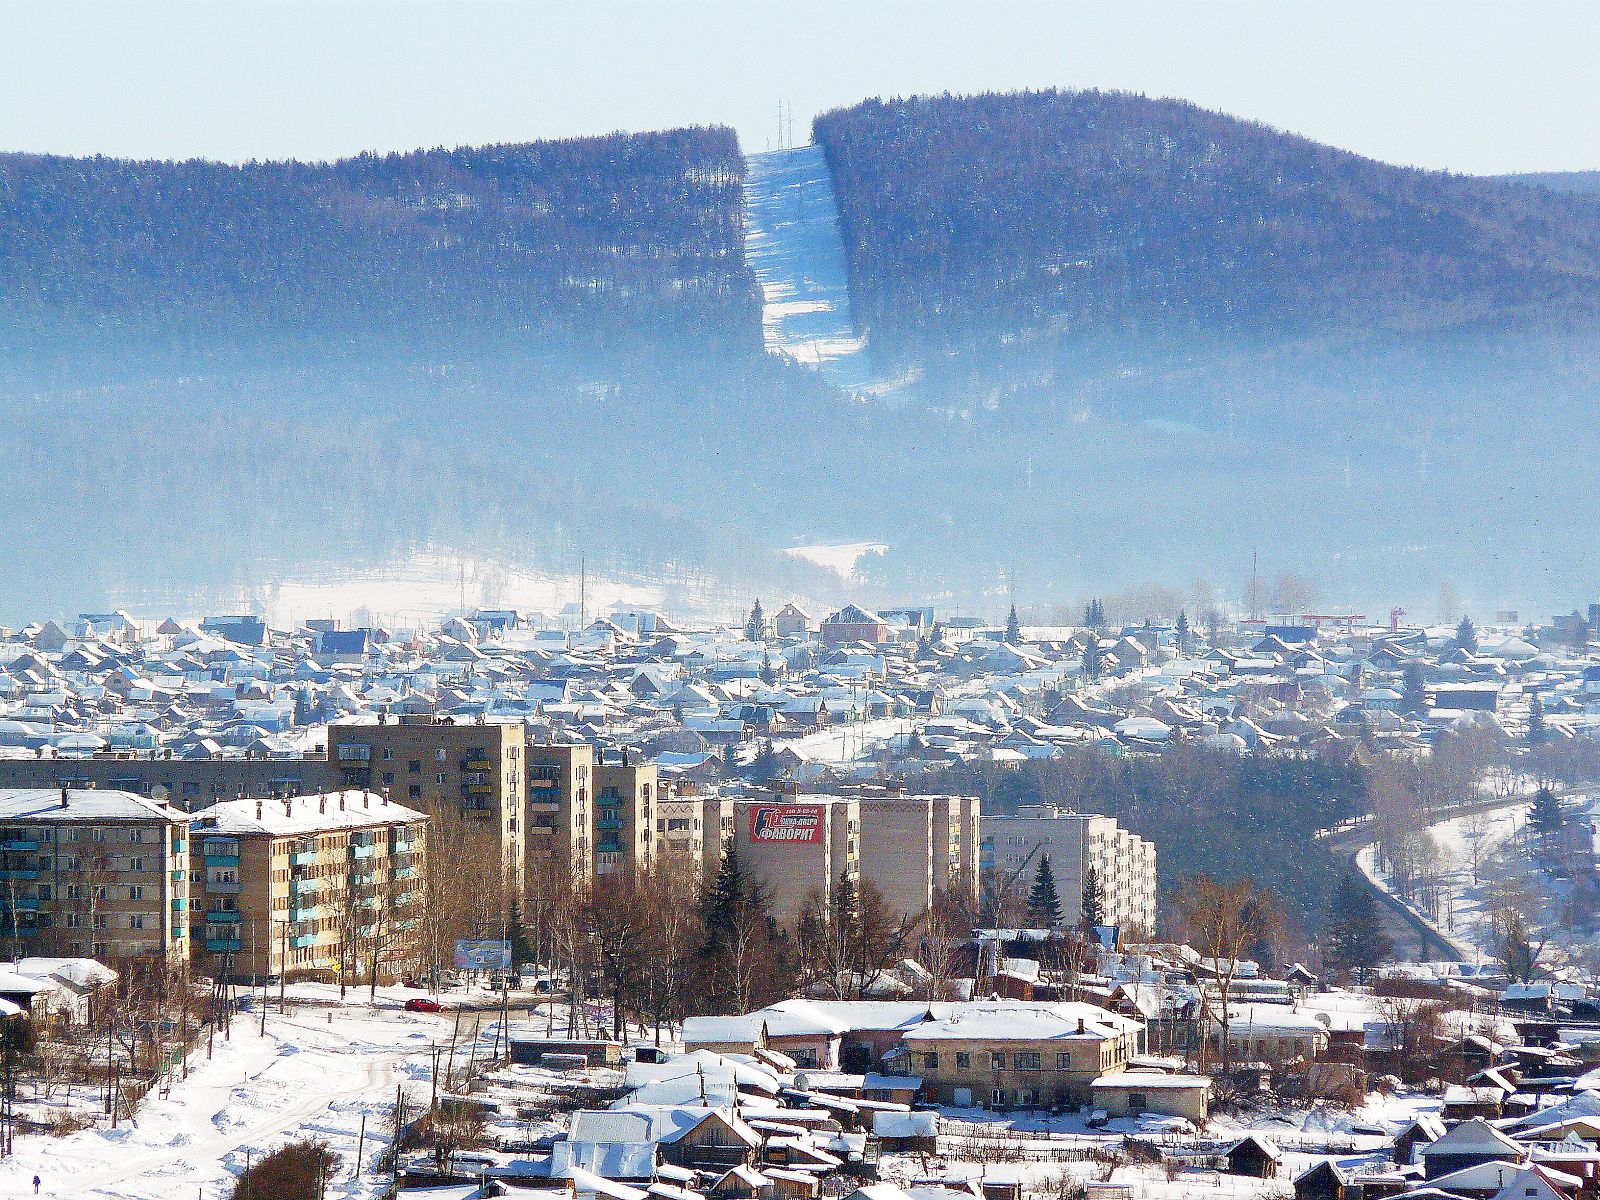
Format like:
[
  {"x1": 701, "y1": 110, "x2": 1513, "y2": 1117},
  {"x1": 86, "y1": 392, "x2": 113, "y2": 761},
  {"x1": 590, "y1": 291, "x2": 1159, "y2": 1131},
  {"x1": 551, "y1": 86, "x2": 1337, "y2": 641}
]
[
  {"x1": 1323, "y1": 873, "x2": 1391, "y2": 977},
  {"x1": 1531, "y1": 784, "x2": 1563, "y2": 842},
  {"x1": 1455, "y1": 614, "x2": 1478, "y2": 653},
  {"x1": 1026, "y1": 857, "x2": 1062, "y2": 928},
  {"x1": 1400, "y1": 661, "x2": 1427, "y2": 714},
  {"x1": 1527, "y1": 692, "x2": 1547, "y2": 748},
  {"x1": 1005, "y1": 604, "x2": 1021, "y2": 644},
  {"x1": 1175, "y1": 610, "x2": 1191, "y2": 653},
  {"x1": 745, "y1": 599, "x2": 766, "y2": 641},
  {"x1": 1082, "y1": 638, "x2": 1103, "y2": 680},
  {"x1": 1081, "y1": 864, "x2": 1105, "y2": 929}
]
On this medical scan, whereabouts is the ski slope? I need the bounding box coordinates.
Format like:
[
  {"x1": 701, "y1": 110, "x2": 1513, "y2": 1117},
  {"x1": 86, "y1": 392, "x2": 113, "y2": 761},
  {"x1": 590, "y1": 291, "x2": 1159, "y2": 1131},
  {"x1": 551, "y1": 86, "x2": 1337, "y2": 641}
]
[{"x1": 743, "y1": 146, "x2": 890, "y2": 397}]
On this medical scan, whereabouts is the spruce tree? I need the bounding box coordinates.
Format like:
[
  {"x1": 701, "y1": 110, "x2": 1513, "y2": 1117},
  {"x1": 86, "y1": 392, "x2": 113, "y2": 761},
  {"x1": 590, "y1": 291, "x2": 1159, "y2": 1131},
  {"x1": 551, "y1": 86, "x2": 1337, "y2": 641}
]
[
  {"x1": 1527, "y1": 692, "x2": 1547, "y2": 748},
  {"x1": 701, "y1": 842, "x2": 747, "y2": 958},
  {"x1": 745, "y1": 599, "x2": 766, "y2": 641},
  {"x1": 1530, "y1": 784, "x2": 1562, "y2": 842},
  {"x1": 1324, "y1": 873, "x2": 1391, "y2": 977},
  {"x1": 1005, "y1": 605, "x2": 1022, "y2": 644},
  {"x1": 1455, "y1": 614, "x2": 1478, "y2": 653},
  {"x1": 1081, "y1": 864, "x2": 1105, "y2": 929},
  {"x1": 1400, "y1": 661, "x2": 1427, "y2": 714},
  {"x1": 1026, "y1": 857, "x2": 1062, "y2": 928},
  {"x1": 1175, "y1": 610, "x2": 1190, "y2": 653},
  {"x1": 1082, "y1": 638, "x2": 1103, "y2": 680}
]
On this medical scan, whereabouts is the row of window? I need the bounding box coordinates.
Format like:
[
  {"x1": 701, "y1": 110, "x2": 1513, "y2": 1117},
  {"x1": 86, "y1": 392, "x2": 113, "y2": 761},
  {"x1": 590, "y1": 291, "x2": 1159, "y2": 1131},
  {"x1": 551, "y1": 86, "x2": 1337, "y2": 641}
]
[{"x1": 921, "y1": 1050, "x2": 1086, "y2": 1072}]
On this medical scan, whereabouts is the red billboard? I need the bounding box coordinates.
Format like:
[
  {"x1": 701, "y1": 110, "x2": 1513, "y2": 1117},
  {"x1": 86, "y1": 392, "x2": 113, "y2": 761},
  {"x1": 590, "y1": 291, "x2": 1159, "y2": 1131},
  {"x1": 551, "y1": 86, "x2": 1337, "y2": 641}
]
[{"x1": 749, "y1": 803, "x2": 824, "y2": 844}]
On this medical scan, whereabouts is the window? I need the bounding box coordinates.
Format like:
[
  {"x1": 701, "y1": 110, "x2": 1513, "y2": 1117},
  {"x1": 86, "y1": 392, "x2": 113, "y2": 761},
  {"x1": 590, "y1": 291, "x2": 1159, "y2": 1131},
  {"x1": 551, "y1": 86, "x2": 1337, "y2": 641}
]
[
  {"x1": 435, "y1": 749, "x2": 447, "y2": 762},
  {"x1": 990, "y1": 1052, "x2": 1005, "y2": 1071},
  {"x1": 1057, "y1": 1052, "x2": 1072, "y2": 1070},
  {"x1": 129, "y1": 885, "x2": 144, "y2": 901},
  {"x1": 955, "y1": 1052, "x2": 970, "y2": 1070},
  {"x1": 436, "y1": 773, "x2": 446, "y2": 785},
  {"x1": 382, "y1": 772, "x2": 394, "y2": 786},
  {"x1": 409, "y1": 786, "x2": 422, "y2": 799},
  {"x1": 1128, "y1": 1092, "x2": 1148, "y2": 1113},
  {"x1": 1014, "y1": 1052, "x2": 1041, "y2": 1071},
  {"x1": 408, "y1": 760, "x2": 420, "y2": 774},
  {"x1": 1020, "y1": 1088, "x2": 1039, "y2": 1107},
  {"x1": 921, "y1": 1052, "x2": 938, "y2": 1070},
  {"x1": 382, "y1": 748, "x2": 393, "y2": 760}
]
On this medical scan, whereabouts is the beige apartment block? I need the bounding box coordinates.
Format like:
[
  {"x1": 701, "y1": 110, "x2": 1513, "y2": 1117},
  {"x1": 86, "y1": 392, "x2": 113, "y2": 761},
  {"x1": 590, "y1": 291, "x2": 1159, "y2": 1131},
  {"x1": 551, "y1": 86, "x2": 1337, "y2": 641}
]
[
  {"x1": 734, "y1": 794, "x2": 859, "y2": 929},
  {"x1": 697, "y1": 793, "x2": 736, "y2": 878},
  {"x1": 856, "y1": 794, "x2": 936, "y2": 920},
  {"x1": 525, "y1": 740, "x2": 593, "y2": 887},
  {"x1": 654, "y1": 788, "x2": 706, "y2": 867},
  {"x1": 188, "y1": 790, "x2": 427, "y2": 982},
  {"x1": 981, "y1": 807, "x2": 1157, "y2": 935},
  {"x1": 328, "y1": 716, "x2": 523, "y2": 900},
  {"x1": 0, "y1": 788, "x2": 191, "y2": 964},
  {"x1": 593, "y1": 752, "x2": 656, "y2": 878}
]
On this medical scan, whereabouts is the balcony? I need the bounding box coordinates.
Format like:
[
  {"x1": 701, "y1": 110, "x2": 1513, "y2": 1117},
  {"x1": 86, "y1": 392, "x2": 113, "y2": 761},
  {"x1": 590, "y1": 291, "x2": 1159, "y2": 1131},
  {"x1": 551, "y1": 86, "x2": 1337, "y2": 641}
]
[
  {"x1": 1, "y1": 840, "x2": 38, "y2": 854},
  {"x1": 595, "y1": 840, "x2": 623, "y2": 855},
  {"x1": 595, "y1": 817, "x2": 623, "y2": 831},
  {"x1": 204, "y1": 854, "x2": 239, "y2": 868},
  {"x1": 171, "y1": 870, "x2": 186, "y2": 883},
  {"x1": 392, "y1": 839, "x2": 417, "y2": 854},
  {"x1": 205, "y1": 937, "x2": 242, "y2": 953},
  {"x1": 290, "y1": 850, "x2": 318, "y2": 867},
  {"x1": 171, "y1": 897, "x2": 188, "y2": 912},
  {"x1": 462, "y1": 757, "x2": 493, "y2": 771},
  {"x1": 207, "y1": 881, "x2": 242, "y2": 894},
  {"x1": 0, "y1": 869, "x2": 39, "y2": 881},
  {"x1": 291, "y1": 934, "x2": 316, "y2": 949},
  {"x1": 290, "y1": 876, "x2": 321, "y2": 894},
  {"x1": 206, "y1": 909, "x2": 241, "y2": 923},
  {"x1": 290, "y1": 905, "x2": 320, "y2": 922},
  {"x1": 3, "y1": 897, "x2": 39, "y2": 912},
  {"x1": 171, "y1": 839, "x2": 187, "y2": 854},
  {"x1": 392, "y1": 866, "x2": 416, "y2": 881},
  {"x1": 349, "y1": 844, "x2": 375, "y2": 860}
]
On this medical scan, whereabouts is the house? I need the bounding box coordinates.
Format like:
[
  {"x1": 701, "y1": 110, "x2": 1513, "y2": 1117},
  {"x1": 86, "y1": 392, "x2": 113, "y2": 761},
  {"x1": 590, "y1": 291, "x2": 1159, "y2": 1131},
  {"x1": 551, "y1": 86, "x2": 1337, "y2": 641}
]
[
  {"x1": 820, "y1": 607, "x2": 892, "y2": 649},
  {"x1": 1090, "y1": 1071, "x2": 1210, "y2": 1122},
  {"x1": 1393, "y1": 1115, "x2": 1448, "y2": 1166},
  {"x1": 1295, "y1": 1162, "x2": 1354, "y2": 1200},
  {"x1": 773, "y1": 605, "x2": 815, "y2": 640},
  {"x1": 1419, "y1": 1119, "x2": 1527, "y2": 1180},
  {"x1": 1223, "y1": 1135, "x2": 1282, "y2": 1179},
  {"x1": 873, "y1": 1110, "x2": 939, "y2": 1153},
  {"x1": 1210, "y1": 1004, "x2": 1329, "y2": 1063},
  {"x1": 897, "y1": 1002, "x2": 1141, "y2": 1109}
]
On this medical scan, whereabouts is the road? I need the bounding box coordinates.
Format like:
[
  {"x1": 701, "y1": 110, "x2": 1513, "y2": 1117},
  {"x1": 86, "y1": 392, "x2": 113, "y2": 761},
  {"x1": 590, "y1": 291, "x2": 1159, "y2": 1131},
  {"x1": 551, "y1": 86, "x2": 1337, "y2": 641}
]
[{"x1": 1324, "y1": 793, "x2": 1537, "y2": 963}]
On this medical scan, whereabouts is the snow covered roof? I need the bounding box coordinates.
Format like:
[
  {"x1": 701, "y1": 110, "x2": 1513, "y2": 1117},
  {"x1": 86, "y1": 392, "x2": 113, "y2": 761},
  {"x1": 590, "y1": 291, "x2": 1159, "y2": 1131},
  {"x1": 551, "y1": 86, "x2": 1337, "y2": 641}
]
[
  {"x1": 1092, "y1": 1072, "x2": 1212, "y2": 1090},
  {"x1": 194, "y1": 790, "x2": 426, "y2": 836},
  {"x1": 902, "y1": 1001, "x2": 1138, "y2": 1042},
  {"x1": 0, "y1": 788, "x2": 187, "y2": 824}
]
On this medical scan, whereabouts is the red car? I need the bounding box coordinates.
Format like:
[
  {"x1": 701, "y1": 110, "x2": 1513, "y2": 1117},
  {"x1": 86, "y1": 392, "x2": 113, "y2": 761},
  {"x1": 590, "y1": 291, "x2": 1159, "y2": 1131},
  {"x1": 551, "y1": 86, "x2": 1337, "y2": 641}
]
[{"x1": 404, "y1": 997, "x2": 443, "y2": 1013}]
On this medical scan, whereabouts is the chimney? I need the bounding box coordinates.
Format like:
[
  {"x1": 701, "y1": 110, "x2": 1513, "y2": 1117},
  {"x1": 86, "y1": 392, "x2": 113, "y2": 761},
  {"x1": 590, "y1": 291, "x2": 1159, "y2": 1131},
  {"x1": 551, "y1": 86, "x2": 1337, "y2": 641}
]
[
  {"x1": 1077, "y1": 1018, "x2": 1085, "y2": 1034},
  {"x1": 283, "y1": 798, "x2": 292, "y2": 818},
  {"x1": 339, "y1": 794, "x2": 346, "y2": 811},
  {"x1": 319, "y1": 796, "x2": 327, "y2": 814},
  {"x1": 363, "y1": 793, "x2": 370, "y2": 809},
  {"x1": 59, "y1": 786, "x2": 68, "y2": 809},
  {"x1": 255, "y1": 800, "x2": 263, "y2": 820}
]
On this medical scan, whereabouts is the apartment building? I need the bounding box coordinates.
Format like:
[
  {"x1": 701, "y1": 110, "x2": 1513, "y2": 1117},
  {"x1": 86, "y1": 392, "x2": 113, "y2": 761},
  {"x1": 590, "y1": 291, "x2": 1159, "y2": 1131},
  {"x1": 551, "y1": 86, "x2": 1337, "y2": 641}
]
[
  {"x1": 327, "y1": 716, "x2": 523, "y2": 899},
  {"x1": 0, "y1": 755, "x2": 333, "y2": 811},
  {"x1": 524, "y1": 740, "x2": 593, "y2": 886},
  {"x1": 188, "y1": 790, "x2": 427, "y2": 982},
  {"x1": 0, "y1": 788, "x2": 191, "y2": 964},
  {"x1": 981, "y1": 807, "x2": 1157, "y2": 936},
  {"x1": 593, "y1": 751, "x2": 656, "y2": 878},
  {"x1": 734, "y1": 794, "x2": 859, "y2": 929}
]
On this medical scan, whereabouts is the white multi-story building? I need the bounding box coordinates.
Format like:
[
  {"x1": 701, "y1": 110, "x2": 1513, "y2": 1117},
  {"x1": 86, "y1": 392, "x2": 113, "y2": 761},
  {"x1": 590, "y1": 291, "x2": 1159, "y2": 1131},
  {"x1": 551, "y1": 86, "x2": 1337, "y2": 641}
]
[{"x1": 981, "y1": 807, "x2": 1157, "y2": 936}]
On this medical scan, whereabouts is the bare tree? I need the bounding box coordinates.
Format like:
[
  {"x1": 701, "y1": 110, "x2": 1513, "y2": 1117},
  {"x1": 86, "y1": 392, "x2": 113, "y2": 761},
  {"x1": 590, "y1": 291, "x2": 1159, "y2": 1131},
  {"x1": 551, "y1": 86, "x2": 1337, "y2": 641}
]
[{"x1": 1171, "y1": 875, "x2": 1282, "y2": 1073}]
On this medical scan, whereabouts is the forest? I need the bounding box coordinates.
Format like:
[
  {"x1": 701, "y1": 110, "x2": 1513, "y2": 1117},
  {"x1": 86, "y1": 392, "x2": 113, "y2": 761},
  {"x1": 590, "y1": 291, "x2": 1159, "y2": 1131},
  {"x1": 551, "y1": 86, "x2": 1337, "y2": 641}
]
[
  {"x1": 920, "y1": 745, "x2": 1368, "y2": 935},
  {"x1": 814, "y1": 90, "x2": 1600, "y2": 374},
  {"x1": 0, "y1": 127, "x2": 758, "y2": 380}
]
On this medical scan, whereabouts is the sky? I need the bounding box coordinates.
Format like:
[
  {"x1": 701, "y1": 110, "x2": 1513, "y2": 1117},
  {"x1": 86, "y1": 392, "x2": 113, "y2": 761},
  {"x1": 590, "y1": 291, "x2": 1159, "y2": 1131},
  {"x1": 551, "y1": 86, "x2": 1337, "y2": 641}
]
[{"x1": 2, "y1": 1, "x2": 1598, "y2": 175}]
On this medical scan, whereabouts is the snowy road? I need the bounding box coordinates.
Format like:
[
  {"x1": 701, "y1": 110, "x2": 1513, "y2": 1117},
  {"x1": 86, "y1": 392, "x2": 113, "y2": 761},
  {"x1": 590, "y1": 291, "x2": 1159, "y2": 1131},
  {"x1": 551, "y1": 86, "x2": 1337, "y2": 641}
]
[{"x1": 0, "y1": 1004, "x2": 443, "y2": 1199}]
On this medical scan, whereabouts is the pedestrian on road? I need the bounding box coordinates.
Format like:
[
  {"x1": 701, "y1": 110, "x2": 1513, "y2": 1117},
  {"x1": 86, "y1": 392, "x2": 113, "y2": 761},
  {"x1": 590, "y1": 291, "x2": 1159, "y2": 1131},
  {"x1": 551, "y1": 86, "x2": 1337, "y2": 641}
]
[{"x1": 33, "y1": 1175, "x2": 41, "y2": 1195}]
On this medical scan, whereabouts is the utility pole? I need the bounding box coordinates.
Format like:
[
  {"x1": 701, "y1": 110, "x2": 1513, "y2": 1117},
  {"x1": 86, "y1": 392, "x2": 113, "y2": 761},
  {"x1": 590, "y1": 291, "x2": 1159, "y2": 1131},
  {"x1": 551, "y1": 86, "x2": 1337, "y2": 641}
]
[{"x1": 579, "y1": 555, "x2": 587, "y2": 629}]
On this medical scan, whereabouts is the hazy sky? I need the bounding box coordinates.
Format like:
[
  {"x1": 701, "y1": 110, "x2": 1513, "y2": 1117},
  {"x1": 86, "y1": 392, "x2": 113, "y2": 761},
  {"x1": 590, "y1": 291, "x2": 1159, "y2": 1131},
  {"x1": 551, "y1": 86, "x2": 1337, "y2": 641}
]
[{"x1": 4, "y1": 1, "x2": 1597, "y2": 174}]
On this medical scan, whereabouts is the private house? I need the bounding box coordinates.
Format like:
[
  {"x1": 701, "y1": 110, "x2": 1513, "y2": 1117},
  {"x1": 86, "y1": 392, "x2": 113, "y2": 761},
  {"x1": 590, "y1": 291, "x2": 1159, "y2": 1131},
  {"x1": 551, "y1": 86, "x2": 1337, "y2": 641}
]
[
  {"x1": 820, "y1": 607, "x2": 892, "y2": 649},
  {"x1": 773, "y1": 605, "x2": 815, "y2": 640},
  {"x1": 1420, "y1": 1120, "x2": 1527, "y2": 1180}
]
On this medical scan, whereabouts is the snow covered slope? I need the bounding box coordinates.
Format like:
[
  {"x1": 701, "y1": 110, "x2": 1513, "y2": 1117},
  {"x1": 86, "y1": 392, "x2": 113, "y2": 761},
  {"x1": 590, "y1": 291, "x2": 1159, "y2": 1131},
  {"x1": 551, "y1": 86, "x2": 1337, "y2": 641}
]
[{"x1": 743, "y1": 146, "x2": 893, "y2": 397}]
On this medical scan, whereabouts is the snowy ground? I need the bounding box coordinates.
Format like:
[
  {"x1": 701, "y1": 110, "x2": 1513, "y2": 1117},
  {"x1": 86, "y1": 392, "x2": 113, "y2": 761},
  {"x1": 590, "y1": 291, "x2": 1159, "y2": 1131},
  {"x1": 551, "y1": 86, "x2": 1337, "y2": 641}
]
[
  {"x1": 743, "y1": 146, "x2": 896, "y2": 399},
  {"x1": 1360, "y1": 788, "x2": 1599, "y2": 965},
  {"x1": 786, "y1": 717, "x2": 913, "y2": 764},
  {"x1": 157, "y1": 546, "x2": 739, "y2": 632},
  {"x1": 0, "y1": 999, "x2": 450, "y2": 1200},
  {"x1": 781, "y1": 541, "x2": 888, "y2": 586}
]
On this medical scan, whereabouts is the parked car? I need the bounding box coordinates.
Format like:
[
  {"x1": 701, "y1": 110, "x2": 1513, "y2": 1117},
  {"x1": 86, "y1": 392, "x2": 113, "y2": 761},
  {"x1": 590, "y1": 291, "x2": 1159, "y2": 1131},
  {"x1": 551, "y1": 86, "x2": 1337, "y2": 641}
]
[{"x1": 404, "y1": 997, "x2": 443, "y2": 1013}]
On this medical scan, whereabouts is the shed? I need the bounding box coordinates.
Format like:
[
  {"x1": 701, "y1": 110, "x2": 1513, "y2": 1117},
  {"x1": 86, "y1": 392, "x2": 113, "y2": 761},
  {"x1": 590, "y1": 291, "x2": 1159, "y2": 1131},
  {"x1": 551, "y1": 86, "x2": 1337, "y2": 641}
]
[{"x1": 1223, "y1": 1135, "x2": 1282, "y2": 1178}]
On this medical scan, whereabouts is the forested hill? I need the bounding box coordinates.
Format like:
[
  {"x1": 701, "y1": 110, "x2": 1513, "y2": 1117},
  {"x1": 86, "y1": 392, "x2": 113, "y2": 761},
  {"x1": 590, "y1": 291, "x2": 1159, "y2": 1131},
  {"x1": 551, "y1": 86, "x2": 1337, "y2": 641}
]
[
  {"x1": 0, "y1": 127, "x2": 758, "y2": 382},
  {"x1": 1502, "y1": 170, "x2": 1600, "y2": 197},
  {"x1": 813, "y1": 91, "x2": 1600, "y2": 406}
]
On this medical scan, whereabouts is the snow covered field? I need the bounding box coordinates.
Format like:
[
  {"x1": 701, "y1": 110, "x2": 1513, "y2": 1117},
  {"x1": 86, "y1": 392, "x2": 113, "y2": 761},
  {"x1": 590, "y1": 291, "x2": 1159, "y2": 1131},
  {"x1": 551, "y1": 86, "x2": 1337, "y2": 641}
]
[
  {"x1": 743, "y1": 146, "x2": 888, "y2": 397},
  {"x1": 0, "y1": 999, "x2": 447, "y2": 1199}
]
